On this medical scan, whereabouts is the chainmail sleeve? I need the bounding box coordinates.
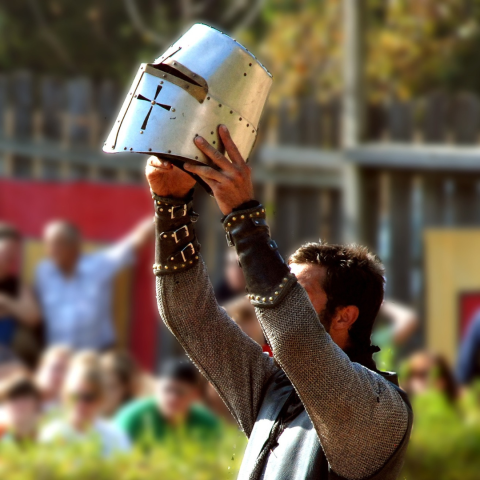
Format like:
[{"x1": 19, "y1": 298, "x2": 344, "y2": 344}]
[
  {"x1": 256, "y1": 284, "x2": 409, "y2": 480},
  {"x1": 156, "y1": 263, "x2": 278, "y2": 436},
  {"x1": 151, "y1": 193, "x2": 277, "y2": 437}
]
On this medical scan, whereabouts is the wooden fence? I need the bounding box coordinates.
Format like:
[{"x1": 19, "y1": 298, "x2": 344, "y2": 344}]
[{"x1": 2, "y1": 71, "x2": 480, "y2": 291}]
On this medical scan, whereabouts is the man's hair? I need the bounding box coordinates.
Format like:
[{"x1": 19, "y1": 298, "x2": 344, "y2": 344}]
[
  {"x1": 0, "y1": 223, "x2": 21, "y2": 242},
  {"x1": 159, "y1": 358, "x2": 199, "y2": 386},
  {"x1": 44, "y1": 220, "x2": 81, "y2": 243},
  {"x1": 0, "y1": 372, "x2": 39, "y2": 402},
  {"x1": 289, "y1": 243, "x2": 385, "y2": 351}
]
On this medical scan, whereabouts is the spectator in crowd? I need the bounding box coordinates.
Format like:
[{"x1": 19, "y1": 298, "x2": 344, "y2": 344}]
[
  {"x1": 372, "y1": 300, "x2": 419, "y2": 371},
  {"x1": 36, "y1": 345, "x2": 72, "y2": 413},
  {"x1": 0, "y1": 223, "x2": 41, "y2": 365},
  {"x1": 40, "y1": 351, "x2": 130, "y2": 456},
  {"x1": 100, "y1": 350, "x2": 140, "y2": 417},
  {"x1": 214, "y1": 249, "x2": 245, "y2": 303},
  {"x1": 456, "y1": 309, "x2": 480, "y2": 385},
  {"x1": 0, "y1": 347, "x2": 27, "y2": 381},
  {"x1": 401, "y1": 351, "x2": 458, "y2": 403},
  {"x1": 225, "y1": 296, "x2": 265, "y2": 347},
  {"x1": 115, "y1": 358, "x2": 220, "y2": 445},
  {"x1": 35, "y1": 219, "x2": 152, "y2": 351},
  {"x1": 0, "y1": 372, "x2": 41, "y2": 443}
]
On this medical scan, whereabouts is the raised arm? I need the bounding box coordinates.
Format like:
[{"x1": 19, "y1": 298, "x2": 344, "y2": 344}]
[
  {"x1": 187, "y1": 125, "x2": 411, "y2": 480},
  {"x1": 146, "y1": 156, "x2": 277, "y2": 437}
]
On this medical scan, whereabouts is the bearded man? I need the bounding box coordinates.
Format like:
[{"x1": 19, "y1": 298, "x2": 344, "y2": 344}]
[{"x1": 146, "y1": 124, "x2": 412, "y2": 480}]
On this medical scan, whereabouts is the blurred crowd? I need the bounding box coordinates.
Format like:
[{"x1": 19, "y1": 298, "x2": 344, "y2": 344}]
[
  {"x1": 0, "y1": 219, "x2": 227, "y2": 454},
  {"x1": 1, "y1": 216, "x2": 480, "y2": 458}
]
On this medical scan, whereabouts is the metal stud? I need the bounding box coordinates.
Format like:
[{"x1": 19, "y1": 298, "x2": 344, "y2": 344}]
[
  {"x1": 241, "y1": 215, "x2": 245, "y2": 219},
  {"x1": 262, "y1": 298, "x2": 266, "y2": 302},
  {"x1": 207, "y1": 96, "x2": 210, "y2": 100},
  {"x1": 227, "y1": 223, "x2": 231, "y2": 227},
  {"x1": 130, "y1": 148, "x2": 133, "y2": 151},
  {"x1": 168, "y1": 150, "x2": 172, "y2": 153},
  {"x1": 171, "y1": 108, "x2": 176, "y2": 112},
  {"x1": 195, "y1": 256, "x2": 199, "y2": 259},
  {"x1": 269, "y1": 297, "x2": 273, "y2": 301},
  {"x1": 256, "y1": 212, "x2": 260, "y2": 216},
  {"x1": 160, "y1": 208, "x2": 163, "y2": 212},
  {"x1": 239, "y1": 117, "x2": 242, "y2": 121},
  {"x1": 275, "y1": 291, "x2": 279, "y2": 295},
  {"x1": 140, "y1": 131, "x2": 143, "y2": 134},
  {"x1": 171, "y1": 257, "x2": 174, "y2": 261},
  {"x1": 149, "y1": 148, "x2": 152, "y2": 151},
  {"x1": 165, "y1": 266, "x2": 168, "y2": 269},
  {"x1": 256, "y1": 296, "x2": 261, "y2": 300},
  {"x1": 244, "y1": 73, "x2": 247, "y2": 76},
  {"x1": 124, "y1": 147, "x2": 127, "y2": 150},
  {"x1": 174, "y1": 266, "x2": 177, "y2": 270},
  {"x1": 232, "y1": 217, "x2": 236, "y2": 221},
  {"x1": 182, "y1": 264, "x2": 185, "y2": 267},
  {"x1": 279, "y1": 284, "x2": 283, "y2": 288},
  {"x1": 283, "y1": 278, "x2": 288, "y2": 282},
  {"x1": 163, "y1": 234, "x2": 167, "y2": 238}
]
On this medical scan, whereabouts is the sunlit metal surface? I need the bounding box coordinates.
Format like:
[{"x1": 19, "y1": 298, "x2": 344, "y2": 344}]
[{"x1": 103, "y1": 23, "x2": 272, "y2": 165}]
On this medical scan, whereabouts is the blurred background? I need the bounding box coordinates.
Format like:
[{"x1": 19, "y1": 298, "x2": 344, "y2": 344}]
[{"x1": 1, "y1": 0, "x2": 480, "y2": 479}]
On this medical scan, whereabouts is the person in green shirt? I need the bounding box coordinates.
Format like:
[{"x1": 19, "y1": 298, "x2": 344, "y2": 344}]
[{"x1": 115, "y1": 358, "x2": 220, "y2": 445}]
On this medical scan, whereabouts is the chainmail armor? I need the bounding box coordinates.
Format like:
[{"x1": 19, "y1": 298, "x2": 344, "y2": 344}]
[{"x1": 155, "y1": 258, "x2": 408, "y2": 480}]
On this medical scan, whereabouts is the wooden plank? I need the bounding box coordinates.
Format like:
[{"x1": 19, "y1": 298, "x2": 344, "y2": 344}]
[
  {"x1": 298, "y1": 98, "x2": 323, "y2": 147},
  {"x1": 451, "y1": 93, "x2": 480, "y2": 144},
  {"x1": 388, "y1": 172, "x2": 412, "y2": 302},
  {"x1": 348, "y1": 143, "x2": 480, "y2": 171},
  {"x1": 278, "y1": 99, "x2": 300, "y2": 145},
  {"x1": 422, "y1": 91, "x2": 450, "y2": 142},
  {"x1": 11, "y1": 71, "x2": 34, "y2": 177},
  {"x1": 387, "y1": 98, "x2": 413, "y2": 141}
]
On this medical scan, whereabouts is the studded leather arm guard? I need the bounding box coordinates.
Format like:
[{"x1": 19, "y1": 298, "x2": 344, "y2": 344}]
[
  {"x1": 223, "y1": 204, "x2": 297, "y2": 307},
  {"x1": 152, "y1": 191, "x2": 200, "y2": 275}
]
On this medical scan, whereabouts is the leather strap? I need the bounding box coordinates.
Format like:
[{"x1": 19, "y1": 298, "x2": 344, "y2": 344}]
[
  {"x1": 223, "y1": 203, "x2": 296, "y2": 307},
  {"x1": 152, "y1": 191, "x2": 200, "y2": 275}
]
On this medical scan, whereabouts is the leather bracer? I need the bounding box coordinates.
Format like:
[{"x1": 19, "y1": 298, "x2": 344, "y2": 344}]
[
  {"x1": 152, "y1": 191, "x2": 200, "y2": 275},
  {"x1": 223, "y1": 204, "x2": 297, "y2": 307}
]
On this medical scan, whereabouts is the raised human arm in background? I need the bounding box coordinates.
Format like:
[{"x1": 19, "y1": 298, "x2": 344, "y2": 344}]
[{"x1": 0, "y1": 286, "x2": 41, "y2": 326}]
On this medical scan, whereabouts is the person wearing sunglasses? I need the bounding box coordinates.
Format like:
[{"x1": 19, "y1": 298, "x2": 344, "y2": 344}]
[{"x1": 40, "y1": 352, "x2": 130, "y2": 456}]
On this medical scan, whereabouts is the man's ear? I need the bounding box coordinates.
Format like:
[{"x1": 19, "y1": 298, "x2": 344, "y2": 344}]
[{"x1": 331, "y1": 305, "x2": 359, "y2": 332}]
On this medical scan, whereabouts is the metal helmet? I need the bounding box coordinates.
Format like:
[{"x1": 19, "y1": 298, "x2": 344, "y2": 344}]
[{"x1": 102, "y1": 23, "x2": 272, "y2": 170}]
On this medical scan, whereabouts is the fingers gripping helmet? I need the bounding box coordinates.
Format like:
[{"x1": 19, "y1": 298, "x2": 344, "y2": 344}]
[{"x1": 103, "y1": 23, "x2": 272, "y2": 185}]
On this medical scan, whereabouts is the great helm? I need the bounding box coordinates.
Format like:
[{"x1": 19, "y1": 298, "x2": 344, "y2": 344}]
[{"x1": 103, "y1": 23, "x2": 272, "y2": 175}]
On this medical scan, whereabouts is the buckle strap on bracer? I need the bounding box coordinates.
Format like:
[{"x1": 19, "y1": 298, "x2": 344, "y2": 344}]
[
  {"x1": 152, "y1": 191, "x2": 200, "y2": 276},
  {"x1": 223, "y1": 204, "x2": 297, "y2": 308}
]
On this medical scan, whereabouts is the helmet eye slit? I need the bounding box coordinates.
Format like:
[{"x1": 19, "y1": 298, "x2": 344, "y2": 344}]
[{"x1": 151, "y1": 63, "x2": 203, "y2": 88}]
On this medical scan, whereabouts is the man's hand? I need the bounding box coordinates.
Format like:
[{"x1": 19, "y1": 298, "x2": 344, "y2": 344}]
[
  {"x1": 184, "y1": 125, "x2": 254, "y2": 215},
  {"x1": 145, "y1": 156, "x2": 196, "y2": 199}
]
